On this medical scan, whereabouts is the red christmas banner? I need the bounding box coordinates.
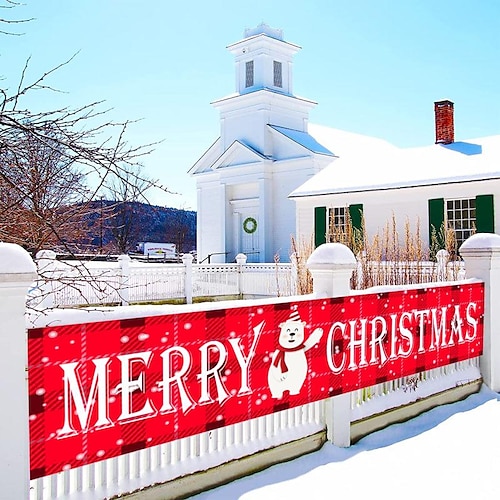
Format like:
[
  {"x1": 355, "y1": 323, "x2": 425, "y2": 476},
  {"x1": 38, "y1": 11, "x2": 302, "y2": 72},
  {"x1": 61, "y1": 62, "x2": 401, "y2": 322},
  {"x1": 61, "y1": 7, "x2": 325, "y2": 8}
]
[{"x1": 28, "y1": 282, "x2": 484, "y2": 479}]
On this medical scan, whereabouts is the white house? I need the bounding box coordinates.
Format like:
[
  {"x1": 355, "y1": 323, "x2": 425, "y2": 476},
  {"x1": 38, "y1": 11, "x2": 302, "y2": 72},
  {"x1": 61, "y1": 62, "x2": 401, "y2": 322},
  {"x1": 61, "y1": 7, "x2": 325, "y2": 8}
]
[
  {"x1": 189, "y1": 24, "x2": 334, "y2": 263},
  {"x1": 190, "y1": 26, "x2": 499, "y2": 263},
  {"x1": 290, "y1": 100, "x2": 499, "y2": 254}
]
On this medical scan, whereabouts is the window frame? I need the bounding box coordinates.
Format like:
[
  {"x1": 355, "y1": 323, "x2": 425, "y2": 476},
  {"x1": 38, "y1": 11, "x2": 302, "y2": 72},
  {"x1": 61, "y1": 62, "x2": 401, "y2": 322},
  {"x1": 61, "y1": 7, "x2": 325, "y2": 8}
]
[
  {"x1": 445, "y1": 197, "x2": 476, "y2": 250},
  {"x1": 327, "y1": 206, "x2": 347, "y2": 241}
]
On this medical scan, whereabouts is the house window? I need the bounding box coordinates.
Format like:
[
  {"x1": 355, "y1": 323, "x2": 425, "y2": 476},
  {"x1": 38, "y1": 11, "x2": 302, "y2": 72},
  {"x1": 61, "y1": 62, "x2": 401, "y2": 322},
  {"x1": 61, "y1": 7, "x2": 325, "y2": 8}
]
[
  {"x1": 446, "y1": 198, "x2": 476, "y2": 250},
  {"x1": 328, "y1": 206, "x2": 346, "y2": 240},
  {"x1": 245, "y1": 61, "x2": 254, "y2": 88},
  {"x1": 273, "y1": 61, "x2": 282, "y2": 88}
]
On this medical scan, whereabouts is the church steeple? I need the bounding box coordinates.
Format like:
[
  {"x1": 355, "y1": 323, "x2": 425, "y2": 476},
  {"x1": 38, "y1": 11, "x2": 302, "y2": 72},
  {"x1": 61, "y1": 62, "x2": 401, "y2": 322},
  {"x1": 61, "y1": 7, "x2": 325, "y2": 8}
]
[
  {"x1": 213, "y1": 24, "x2": 315, "y2": 153},
  {"x1": 227, "y1": 23, "x2": 300, "y2": 97},
  {"x1": 191, "y1": 25, "x2": 328, "y2": 265}
]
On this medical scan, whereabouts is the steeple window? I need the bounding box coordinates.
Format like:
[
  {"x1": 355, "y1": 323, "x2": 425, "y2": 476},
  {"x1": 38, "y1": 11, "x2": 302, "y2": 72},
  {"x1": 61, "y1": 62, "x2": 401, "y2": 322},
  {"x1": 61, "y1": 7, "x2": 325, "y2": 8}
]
[
  {"x1": 245, "y1": 61, "x2": 254, "y2": 88},
  {"x1": 273, "y1": 61, "x2": 283, "y2": 88}
]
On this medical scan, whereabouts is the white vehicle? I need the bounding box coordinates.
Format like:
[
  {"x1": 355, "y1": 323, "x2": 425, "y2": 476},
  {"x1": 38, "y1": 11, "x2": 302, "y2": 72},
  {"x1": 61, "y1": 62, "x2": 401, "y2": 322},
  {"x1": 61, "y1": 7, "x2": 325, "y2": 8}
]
[{"x1": 135, "y1": 242, "x2": 176, "y2": 259}]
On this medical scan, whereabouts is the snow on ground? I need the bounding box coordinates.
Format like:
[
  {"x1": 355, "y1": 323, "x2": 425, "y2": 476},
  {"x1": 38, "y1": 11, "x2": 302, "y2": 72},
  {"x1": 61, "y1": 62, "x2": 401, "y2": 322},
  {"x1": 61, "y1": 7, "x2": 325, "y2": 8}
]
[{"x1": 190, "y1": 385, "x2": 500, "y2": 499}]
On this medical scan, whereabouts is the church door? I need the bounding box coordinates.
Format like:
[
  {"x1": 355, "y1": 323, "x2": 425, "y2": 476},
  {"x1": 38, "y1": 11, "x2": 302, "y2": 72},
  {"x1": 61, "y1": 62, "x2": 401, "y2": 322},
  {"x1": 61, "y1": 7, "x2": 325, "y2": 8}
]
[{"x1": 240, "y1": 214, "x2": 259, "y2": 263}]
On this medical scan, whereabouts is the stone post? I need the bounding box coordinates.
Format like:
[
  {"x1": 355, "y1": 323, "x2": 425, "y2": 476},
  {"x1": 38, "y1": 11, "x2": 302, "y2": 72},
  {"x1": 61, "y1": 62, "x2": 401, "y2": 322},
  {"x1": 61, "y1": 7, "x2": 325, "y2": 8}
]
[
  {"x1": 0, "y1": 243, "x2": 37, "y2": 499},
  {"x1": 306, "y1": 243, "x2": 357, "y2": 447},
  {"x1": 460, "y1": 233, "x2": 500, "y2": 392},
  {"x1": 182, "y1": 253, "x2": 194, "y2": 304}
]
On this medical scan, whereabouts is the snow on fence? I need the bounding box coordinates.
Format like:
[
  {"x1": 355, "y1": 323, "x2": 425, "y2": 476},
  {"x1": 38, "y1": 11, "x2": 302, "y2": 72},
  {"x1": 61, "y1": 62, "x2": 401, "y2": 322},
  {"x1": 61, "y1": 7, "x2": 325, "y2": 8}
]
[{"x1": 1, "y1": 235, "x2": 499, "y2": 499}]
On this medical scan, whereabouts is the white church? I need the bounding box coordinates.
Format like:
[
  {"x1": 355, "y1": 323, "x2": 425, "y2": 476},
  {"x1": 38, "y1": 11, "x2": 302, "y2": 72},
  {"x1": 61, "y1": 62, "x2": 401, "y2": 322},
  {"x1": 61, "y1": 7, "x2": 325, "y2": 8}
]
[
  {"x1": 189, "y1": 23, "x2": 335, "y2": 264},
  {"x1": 190, "y1": 24, "x2": 499, "y2": 263}
]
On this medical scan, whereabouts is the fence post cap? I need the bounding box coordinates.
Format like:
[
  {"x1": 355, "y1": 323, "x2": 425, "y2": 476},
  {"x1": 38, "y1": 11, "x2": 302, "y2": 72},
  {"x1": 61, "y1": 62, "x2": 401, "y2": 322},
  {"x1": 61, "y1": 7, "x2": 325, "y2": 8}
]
[
  {"x1": 460, "y1": 233, "x2": 500, "y2": 253},
  {"x1": 0, "y1": 242, "x2": 36, "y2": 275},
  {"x1": 117, "y1": 254, "x2": 132, "y2": 262},
  {"x1": 181, "y1": 253, "x2": 194, "y2": 264},
  {"x1": 35, "y1": 249, "x2": 57, "y2": 260},
  {"x1": 235, "y1": 253, "x2": 247, "y2": 265},
  {"x1": 306, "y1": 243, "x2": 356, "y2": 268}
]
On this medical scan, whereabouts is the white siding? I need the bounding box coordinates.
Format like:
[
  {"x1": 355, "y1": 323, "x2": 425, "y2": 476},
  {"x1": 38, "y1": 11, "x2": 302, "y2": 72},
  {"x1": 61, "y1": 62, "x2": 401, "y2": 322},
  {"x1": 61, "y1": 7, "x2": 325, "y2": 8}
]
[{"x1": 294, "y1": 178, "x2": 500, "y2": 250}]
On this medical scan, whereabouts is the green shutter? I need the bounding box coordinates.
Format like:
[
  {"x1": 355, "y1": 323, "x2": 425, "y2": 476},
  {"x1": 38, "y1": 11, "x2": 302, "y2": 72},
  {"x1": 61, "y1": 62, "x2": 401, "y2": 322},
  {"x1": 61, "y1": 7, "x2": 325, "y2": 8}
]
[
  {"x1": 475, "y1": 194, "x2": 494, "y2": 233},
  {"x1": 348, "y1": 204, "x2": 364, "y2": 235},
  {"x1": 428, "y1": 198, "x2": 445, "y2": 250},
  {"x1": 314, "y1": 206, "x2": 327, "y2": 248}
]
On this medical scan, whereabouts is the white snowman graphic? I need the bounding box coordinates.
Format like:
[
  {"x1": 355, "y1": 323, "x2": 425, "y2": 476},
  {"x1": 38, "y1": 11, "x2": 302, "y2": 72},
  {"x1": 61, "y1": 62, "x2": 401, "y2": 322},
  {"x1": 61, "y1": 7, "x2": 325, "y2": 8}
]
[{"x1": 267, "y1": 308, "x2": 323, "y2": 399}]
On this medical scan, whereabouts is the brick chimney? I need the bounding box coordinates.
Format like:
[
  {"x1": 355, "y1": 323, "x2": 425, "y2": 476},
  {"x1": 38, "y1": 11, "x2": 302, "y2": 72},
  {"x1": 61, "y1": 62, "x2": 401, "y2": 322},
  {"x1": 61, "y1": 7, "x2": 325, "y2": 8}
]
[{"x1": 434, "y1": 100, "x2": 454, "y2": 144}]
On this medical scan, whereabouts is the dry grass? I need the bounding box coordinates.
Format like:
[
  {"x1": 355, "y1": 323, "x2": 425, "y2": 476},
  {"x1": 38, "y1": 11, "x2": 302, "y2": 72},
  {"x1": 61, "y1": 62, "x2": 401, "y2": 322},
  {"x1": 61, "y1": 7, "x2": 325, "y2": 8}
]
[
  {"x1": 293, "y1": 210, "x2": 469, "y2": 295},
  {"x1": 290, "y1": 235, "x2": 314, "y2": 295}
]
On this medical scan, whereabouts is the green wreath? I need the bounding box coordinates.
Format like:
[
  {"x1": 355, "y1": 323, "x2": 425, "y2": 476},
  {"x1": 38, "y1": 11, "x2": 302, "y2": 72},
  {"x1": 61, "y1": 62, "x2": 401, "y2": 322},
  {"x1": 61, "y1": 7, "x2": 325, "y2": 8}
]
[{"x1": 243, "y1": 217, "x2": 257, "y2": 234}]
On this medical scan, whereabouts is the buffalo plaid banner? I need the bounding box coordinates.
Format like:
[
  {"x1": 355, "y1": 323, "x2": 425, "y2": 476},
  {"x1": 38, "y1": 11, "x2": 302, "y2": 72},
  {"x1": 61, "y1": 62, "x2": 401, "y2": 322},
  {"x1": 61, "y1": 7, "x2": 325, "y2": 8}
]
[{"x1": 28, "y1": 282, "x2": 484, "y2": 478}]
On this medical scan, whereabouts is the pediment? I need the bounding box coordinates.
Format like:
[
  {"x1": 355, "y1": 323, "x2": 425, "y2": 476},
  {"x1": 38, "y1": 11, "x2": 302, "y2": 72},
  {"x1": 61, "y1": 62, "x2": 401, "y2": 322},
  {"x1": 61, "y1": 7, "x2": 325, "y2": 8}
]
[
  {"x1": 210, "y1": 141, "x2": 267, "y2": 171},
  {"x1": 188, "y1": 138, "x2": 222, "y2": 175},
  {"x1": 189, "y1": 140, "x2": 267, "y2": 175}
]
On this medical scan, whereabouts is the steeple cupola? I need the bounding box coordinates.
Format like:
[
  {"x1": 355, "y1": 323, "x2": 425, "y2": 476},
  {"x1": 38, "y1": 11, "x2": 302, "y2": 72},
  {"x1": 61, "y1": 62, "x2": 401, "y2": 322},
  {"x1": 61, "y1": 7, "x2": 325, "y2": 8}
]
[
  {"x1": 227, "y1": 23, "x2": 300, "y2": 96},
  {"x1": 212, "y1": 23, "x2": 316, "y2": 153}
]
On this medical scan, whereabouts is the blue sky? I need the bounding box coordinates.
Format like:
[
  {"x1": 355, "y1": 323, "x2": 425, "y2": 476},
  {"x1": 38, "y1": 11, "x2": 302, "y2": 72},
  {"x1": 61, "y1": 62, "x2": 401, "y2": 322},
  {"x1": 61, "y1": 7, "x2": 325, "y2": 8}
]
[{"x1": 2, "y1": 0, "x2": 499, "y2": 209}]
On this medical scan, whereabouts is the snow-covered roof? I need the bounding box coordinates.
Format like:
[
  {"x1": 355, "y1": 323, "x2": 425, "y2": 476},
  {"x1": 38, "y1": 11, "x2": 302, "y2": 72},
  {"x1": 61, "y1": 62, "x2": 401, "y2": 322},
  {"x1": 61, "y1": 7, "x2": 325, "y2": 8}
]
[
  {"x1": 269, "y1": 125, "x2": 336, "y2": 156},
  {"x1": 290, "y1": 124, "x2": 500, "y2": 198}
]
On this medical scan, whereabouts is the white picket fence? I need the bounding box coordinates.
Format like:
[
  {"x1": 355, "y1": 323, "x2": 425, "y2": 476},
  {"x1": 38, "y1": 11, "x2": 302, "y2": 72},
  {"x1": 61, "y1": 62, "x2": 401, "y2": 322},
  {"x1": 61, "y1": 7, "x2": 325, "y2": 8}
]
[
  {"x1": 30, "y1": 251, "x2": 297, "y2": 308},
  {"x1": 0, "y1": 241, "x2": 479, "y2": 500},
  {"x1": 28, "y1": 354, "x2": 480, "y2": 499},
  {"x1": 25, "y1": 246, "x2": 482, "y2": 500},
  {"x1": 30, "y1": 401, "x2": 326, "y2": 499},
  {"x1": 31, "y1": 250, "x2": 464, "y2": 309}
]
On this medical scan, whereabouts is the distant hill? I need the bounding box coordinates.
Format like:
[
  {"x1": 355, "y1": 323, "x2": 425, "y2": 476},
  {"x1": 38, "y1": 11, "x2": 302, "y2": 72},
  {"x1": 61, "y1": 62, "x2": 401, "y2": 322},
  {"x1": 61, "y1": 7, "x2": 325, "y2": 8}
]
[{"x1": 81, "y1": 201, "x2": 196, "y2": 254}]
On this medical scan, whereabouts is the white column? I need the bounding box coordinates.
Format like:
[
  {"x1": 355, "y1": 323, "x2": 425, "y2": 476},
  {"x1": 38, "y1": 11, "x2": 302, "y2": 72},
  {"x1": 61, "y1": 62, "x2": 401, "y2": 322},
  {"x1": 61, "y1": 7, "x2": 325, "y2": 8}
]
[
  {"x1": 307, "y1": 243, "x2": 357, "y2": 447},
  {"x1": 219, "y1": 183, "x2": 227, "y2": 263},
  {"x1": 259, "y1": 176, "x2": 271, "y2": 263},
  {"x1": 460, "y1": 233, "x2": 500, "y2": 391},
  {"x1": 0, "y1": 243, "x2": 37, "y2": 499}
]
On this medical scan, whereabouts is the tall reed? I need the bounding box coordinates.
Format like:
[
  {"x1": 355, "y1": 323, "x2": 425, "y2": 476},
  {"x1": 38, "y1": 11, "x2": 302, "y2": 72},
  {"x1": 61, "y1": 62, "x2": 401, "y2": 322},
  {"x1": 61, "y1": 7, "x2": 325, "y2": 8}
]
[{"x1": 293, "y1": 209, "x2": 469, "y2": 294}]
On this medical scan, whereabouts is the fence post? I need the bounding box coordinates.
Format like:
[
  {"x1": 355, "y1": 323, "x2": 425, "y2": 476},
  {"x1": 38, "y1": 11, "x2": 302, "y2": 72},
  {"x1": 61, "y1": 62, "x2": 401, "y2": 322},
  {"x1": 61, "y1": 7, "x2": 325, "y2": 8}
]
[
  {"x1": 460, "y1": 233, "x2": 500, "y2": 392},
  {"x1": 35, "y1": 249, "x2": 57, "y2": 309},
  {"x1": 0, "y1": 243, "x2": 37, "y2": 499},
  {"x1": 436, "y1": 249, "x2": 448, "y2": 281},
  {"x1": 118, "y1": 254, "x2": 131, "y2": 306},
  {"x1": 182, "y1": 253, "x2": 194, "y2": 304},
  {"x1": 306, "y1": 243, "x2": 357, "y2": 447},
  {"x1": 235, "y1": 253, "x2": 247, "y2": 297}
]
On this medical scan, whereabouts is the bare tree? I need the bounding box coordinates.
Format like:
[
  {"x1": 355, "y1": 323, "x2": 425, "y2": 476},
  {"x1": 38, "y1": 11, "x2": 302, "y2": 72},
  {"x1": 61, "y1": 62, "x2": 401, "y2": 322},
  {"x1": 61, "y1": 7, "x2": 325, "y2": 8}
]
[
  {"x1": 0, "y1": 125, "x2": 92, "y2": 253},
  {"x1": 166, "y1": 206, "x2": 195, "y2": 254},
  {"x1": 0, "y1": 0, "x2": 33, "y2": 36},
  {"x1": 0, "y1": 1, "x2": 167, "y2": 256},
  {"x1": 0, "y1": 2, "x2": 173, "y2": 311},
  {"x1": 106, "y1": 165, "x2": 158, "y2": 254}
]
